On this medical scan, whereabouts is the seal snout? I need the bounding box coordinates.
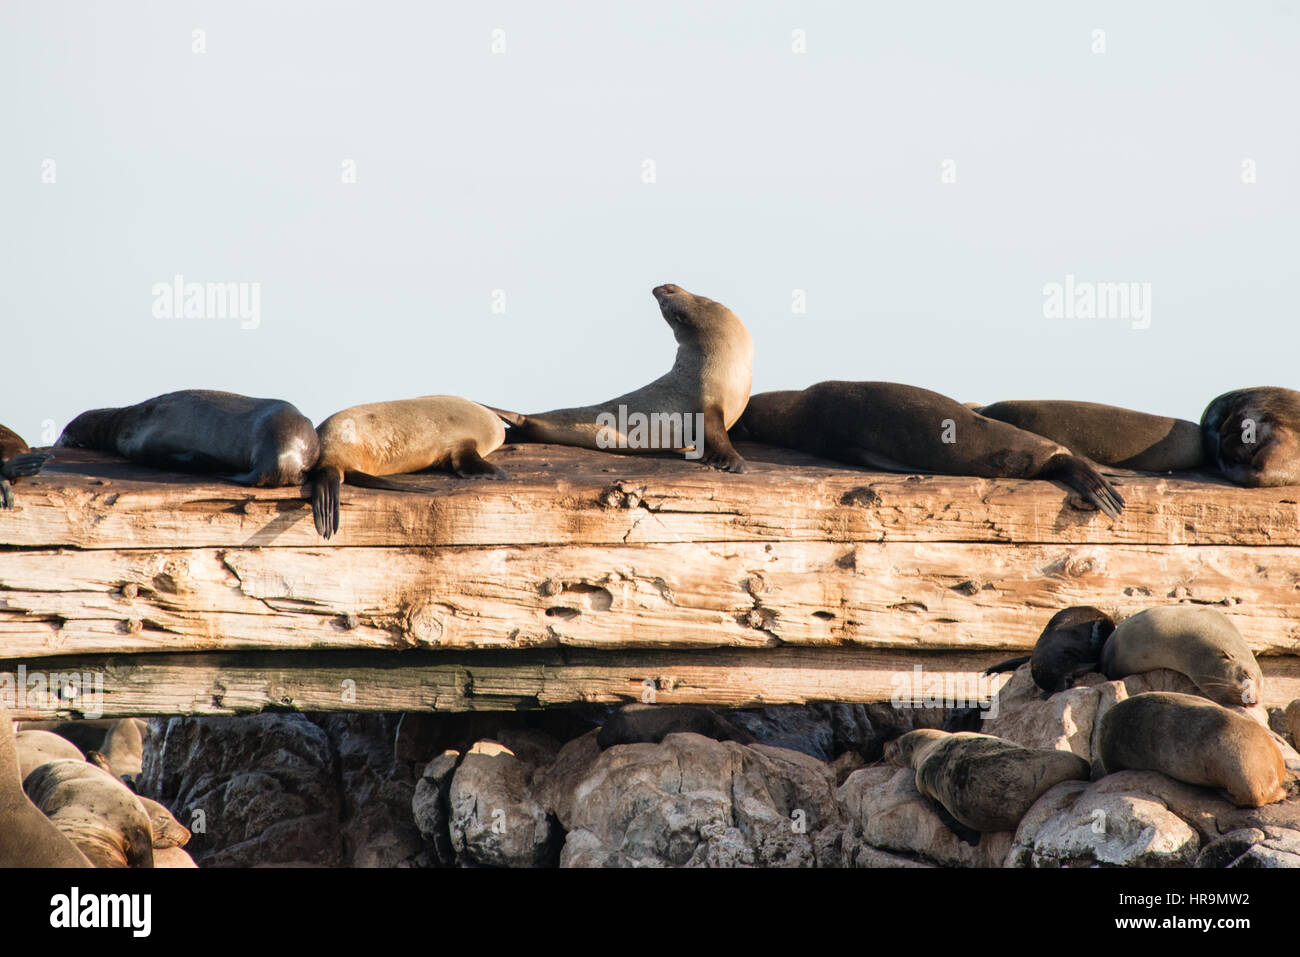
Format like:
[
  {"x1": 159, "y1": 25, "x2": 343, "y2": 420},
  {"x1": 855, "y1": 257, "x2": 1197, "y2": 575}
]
[{"x1": 652, "y1": 283, "x2": 683, "y2": 300}]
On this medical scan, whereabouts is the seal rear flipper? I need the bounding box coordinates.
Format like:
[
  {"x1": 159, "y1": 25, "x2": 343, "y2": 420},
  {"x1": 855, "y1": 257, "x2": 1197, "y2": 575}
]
[
  {"x1": 311, "y1": 465, "x2": 343, "y2": 539},
  {"x1": 450, "y1": 445, "x2": 507, "y2": 479},
  {"x1": 984, "y1": 655, "x2": 1030, "y2": 674},
  {"x1": 1041, "y1": 454, "x2": 1124, "y2": 519},
  {"x1": 1, "y1": 451, "x2": 51, "y2": 480}
]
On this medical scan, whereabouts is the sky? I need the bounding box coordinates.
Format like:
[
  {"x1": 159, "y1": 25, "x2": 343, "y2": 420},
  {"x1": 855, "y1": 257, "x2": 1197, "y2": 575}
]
[{"x1": 3, "y1": 1, "x2": 1298, "y2": 445}]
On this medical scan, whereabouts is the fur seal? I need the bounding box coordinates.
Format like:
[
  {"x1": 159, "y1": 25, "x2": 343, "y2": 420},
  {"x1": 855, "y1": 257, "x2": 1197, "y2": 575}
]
[
  {"x1": 492, "y1": 284, "x2": 753, "y2": 472},
  {"x1": 56, "y1": 389, "x2": 319, "y2": 487},
  {"x1": 0, "y1": 709, "x2": 93, "y2": 867},
  {"x1": 1287, "y1": 699, "x2": 1300, "y2": 751},
  {"x1": 15, "y1": 729, "x2": 85, "y2": 781},
  {"x1": 596, "y1": 704, "x2": 756, "y2": 749},
  {"x1": 736, "y1": 382, "x2": 1125, "y2": 518},
  {"x1": 98, "y1": 717, "x2": 146, "y2": 781},
  {"x1": 884, "y1": 729, "x2": 1091, "y2": 832},
  {"x1": 0, "y1": 424, "x2": 51, "y2": 509},
  {"x1": 1098, "y1": 691, "x2": 1288, "y2": 806},
  {"x1": 1101, "y1": 606, "x2": 1262, "y2": 708},
  {"x1": 1030, "y1": 606, "x2": 1116, "y2": 694},
  {"x1": 23, "y1": 759, "x2": 155, "y2": 867},
  {"x1": 136, "y1": 795, "x2": 191, "y2": 849},
  {"x1": 1201, "y1": 387, "x2": 1300, "y2": 487},
  {"x1": 976, "y1": 400, "x2": 1204, "y2": 471},
  {"x1": 311, "y1": 395, "x2": 507, "y2": 538}
]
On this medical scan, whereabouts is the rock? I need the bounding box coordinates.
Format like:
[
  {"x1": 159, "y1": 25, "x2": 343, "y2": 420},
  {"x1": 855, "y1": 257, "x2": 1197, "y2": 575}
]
[
  {"x1": 828, "y1": 749, "x2": 866, "y2": 786},
  {"x1": 1287, "y1": 700, "x2": 1300, "y2": 750},
  {"x1": 139, "y1": 714, "x2": 342, "y2": 867},
  {"x1": 555, "y1": 733, "x2": 842, "y2": 867},
  {"x1": 838, "y1": 766, "x2": 1012, "y2": 868},
  {"x1": 411, "y1": 750, "x2": 459, "y2": 866},
  {"x1": 1199, "y1": 826, "x2": 1300, "y2": 868},
  {"x1": 1009, "y1": 771, "x2": 1209, "y2": 867},
  {"x1": 448, "y1": 741, "x2": 560, "y2": 867},
  {"x1": 313, "y1": 714, "x2": 422, "y2": 868}
]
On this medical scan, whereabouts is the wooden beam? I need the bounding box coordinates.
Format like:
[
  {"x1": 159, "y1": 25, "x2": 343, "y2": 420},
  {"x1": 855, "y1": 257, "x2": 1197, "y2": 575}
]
[
  {"x1": 5, "y1": 445, "x2": 1299, "y2": 550},
  {"x1": 4, "y1": 649, "x2": 1299, "y2": 719}
]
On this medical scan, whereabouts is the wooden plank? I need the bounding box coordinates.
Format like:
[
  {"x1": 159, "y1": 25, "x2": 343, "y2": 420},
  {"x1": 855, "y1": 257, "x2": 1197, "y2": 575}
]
[
  {"x1": 4, "y1": 649, "x2": 1299, "y2": 719},
  {"x1": 4, "y1": 446, "x2": 1299, "y2": 550},
  {"x1": 2, "y1": 541, "x2": 1299, "y2": 659}
]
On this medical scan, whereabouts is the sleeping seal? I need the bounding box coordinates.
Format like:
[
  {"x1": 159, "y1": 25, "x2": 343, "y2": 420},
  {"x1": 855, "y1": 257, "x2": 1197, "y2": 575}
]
[
  {"x1": 1030, "y1": 605, "x2": 1116, "y2": 694},
  {"x1": 884, "y1": 729, "x2": 1091, "y2": 832},
  {"x1": 56, "y1": 389, "x2": 319, "y2": 487},
  {"x1": 23, "y1": 759, "x2": 155, "y2": 867},
  {"x1": 1101, "y1": 606, "x2": 1262, "y2": 708},
  {"x1": 976, "y1": 399, "x2": 1204, "y2": 471},
  {"x1": 1099, "y1": 692, "x2": 1288, "y2": 807},
  {"x1": 492, "y1": 284, "x2": 753, "y2": 472},
  {"x1": 1201, "y1": 387, "x2": 1300, "y2": 487},
  {"x1": 736, "y1": 382, "x2": 1124, "y2": 519},
  {"x1": 310, "y1": 395, "x2": 506, "y2": 539}
]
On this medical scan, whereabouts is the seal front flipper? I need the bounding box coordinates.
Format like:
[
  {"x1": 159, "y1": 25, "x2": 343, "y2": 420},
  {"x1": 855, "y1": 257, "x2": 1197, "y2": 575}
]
[
  {"x1": 701, "y1": 404, "x2": 747, "y2": 472},
  {"x1": 1040, "y1": 453, "x2": 1124, "y2": 520},
  {"x1": 311, "y1": 465, "x2": 343, "y2": 539},
  {"x1": 0, "y1": 479, "x2": 11, "y2": 509},
  {"x1": 932, "y1": 802, "x2": 981, "y2": 847},
  {"x1": 1, "y1": 451, "x2": 52, "y2": 480}
]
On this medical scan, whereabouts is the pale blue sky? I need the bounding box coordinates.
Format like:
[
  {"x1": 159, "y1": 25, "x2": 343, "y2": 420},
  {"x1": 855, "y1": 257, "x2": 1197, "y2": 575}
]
[{"x1": 3, "y1": 1, "x2": 1297, "y2": 445}]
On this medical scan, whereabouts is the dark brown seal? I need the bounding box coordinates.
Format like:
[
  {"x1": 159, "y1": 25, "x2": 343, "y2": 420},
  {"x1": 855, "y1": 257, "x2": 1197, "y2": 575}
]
[
  {"x1": 492, "y1": 284, "x2": 753, "y2": 472},
  {"x1": 1030, "y1": 605, "x2": 1116, "y2": 694},
  {"x1": 976, "y1": 399, "x2": 1204, "y2": 471},
  {"x1": 1098, "y1": 691, "x2": 1288, "y2": 807},
  {"x1": 0, "y1": 424, "x2": 51, "y2": 509},
  {"x1": 1201, "y1": 387, "x2": 1300, "y2": 487},
  {"x1": 735, "y1": 381, "x2": 1124, "y2": 518},
  {"x1": 56, "y1": 389, "x2": 319, "y2": 487}
]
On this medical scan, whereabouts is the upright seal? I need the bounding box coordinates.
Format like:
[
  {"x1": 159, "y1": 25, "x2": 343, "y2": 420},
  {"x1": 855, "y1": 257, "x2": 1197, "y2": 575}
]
[
  {"x1": 56, "y1": 389, "x2": 319, "y2": 487},
  {"x1": 884, "y1": 729, "x2": 1091, "y2": 832},
  {"x1": 493, "y1": 284, "x2": 753, "y2": 472},
  {"x1": 0, "y1": 424, "x2": 51, "y2": 508},
  {"x1": 736, "y1": 381, "x2": 1125, "y2": 518},
  {"x1": 976, "y1": 399, "x2": 1204, "y2": 471},
  {"x1": 1098, "y1": 691, "x2": 1288, "y2": 807},
  {"x1": 310, "y1": 395, "x2": 506, "y2": 538},
  {"x1": 1101, "y1": 606, "x2": 1262, "y2": 708},
  {"x1": 1201, "y1": 387, "x2": 1300, "y2": 487}
]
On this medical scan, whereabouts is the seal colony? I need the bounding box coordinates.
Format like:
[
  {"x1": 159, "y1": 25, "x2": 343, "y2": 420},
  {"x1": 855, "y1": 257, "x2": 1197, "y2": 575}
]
[{"x1": 7, "y1": 282, "x2": 1300, "y2": 867}]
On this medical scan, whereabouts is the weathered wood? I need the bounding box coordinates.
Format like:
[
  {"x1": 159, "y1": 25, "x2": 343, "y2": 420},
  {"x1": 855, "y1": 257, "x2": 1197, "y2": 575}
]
[
  {"x1": 2, "y1": 541, "x2": 1299, "y2": 659},
  {"x1": 3, "y1": 445, "x2": 1299, "y2": 714},
  {"x1": 5, "y1": 445, "x2": 1299, "y2": 549},
  {"x1": 4, "y1": 649, "x2": 1299, "y2": 719}
]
